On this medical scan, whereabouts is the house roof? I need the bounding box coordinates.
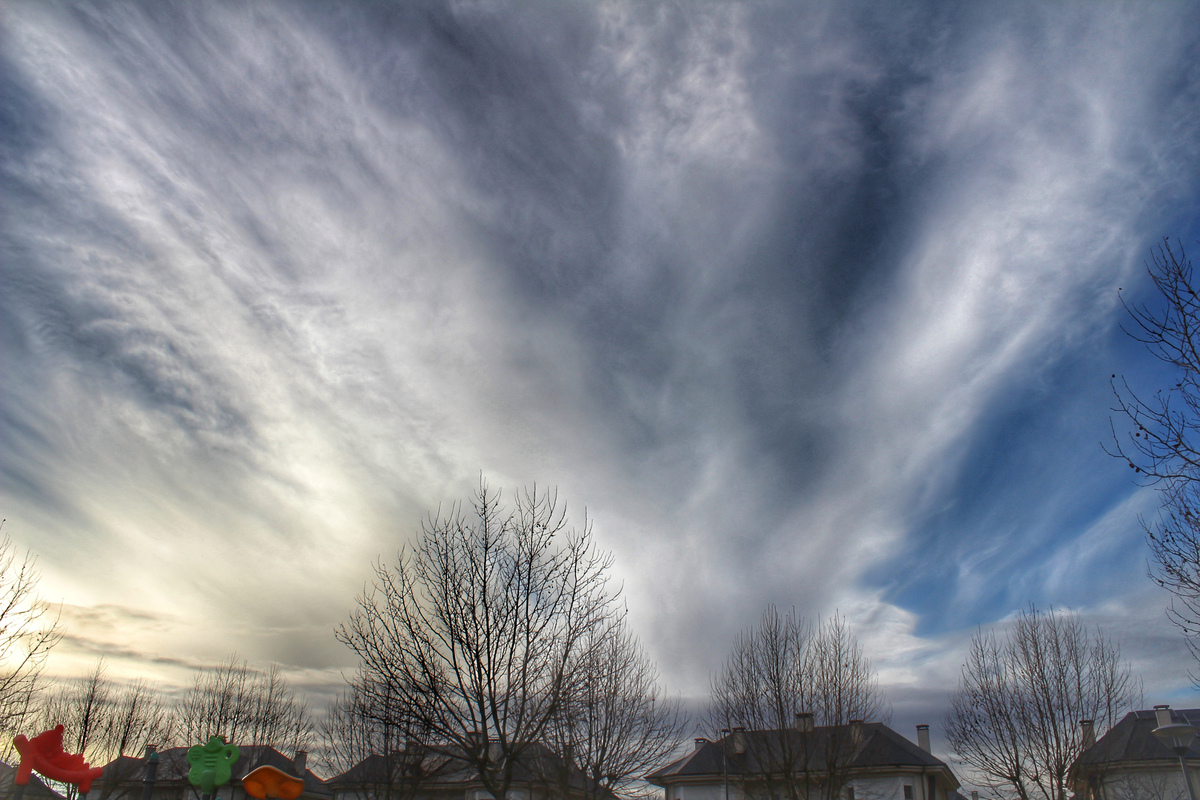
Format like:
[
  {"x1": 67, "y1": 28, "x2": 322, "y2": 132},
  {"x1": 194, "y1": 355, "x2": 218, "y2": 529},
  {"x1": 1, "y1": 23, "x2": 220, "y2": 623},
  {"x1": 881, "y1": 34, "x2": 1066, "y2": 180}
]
[
  {"x1": 327, "y1": 742, "x2": 588, "y2": 792},
  {"x1": 645, "y1": 724, "x2": 952, "y2": 786},
  {"x1": 1074, "y1": 709, "x2": 1200, "y2": 767},
  {"x1": 0, "y1": 762, "x2": 66, "y2": 800},
  {"x1": 97, "y1": 745, "x2": 330, "y2": 798}
]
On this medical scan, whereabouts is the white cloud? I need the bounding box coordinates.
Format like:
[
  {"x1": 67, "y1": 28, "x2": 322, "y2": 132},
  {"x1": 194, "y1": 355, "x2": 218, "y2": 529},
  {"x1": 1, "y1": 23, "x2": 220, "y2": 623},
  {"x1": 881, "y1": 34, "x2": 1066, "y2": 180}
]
[{"x1": 2, "y1": 2, "x2": 1199, "y2": 725}]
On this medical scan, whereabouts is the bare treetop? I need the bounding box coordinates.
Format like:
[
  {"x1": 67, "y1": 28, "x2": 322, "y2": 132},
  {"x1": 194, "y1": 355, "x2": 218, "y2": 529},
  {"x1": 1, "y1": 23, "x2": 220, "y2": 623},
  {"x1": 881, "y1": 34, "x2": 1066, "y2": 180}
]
[
  {"x1": 945, "y1": 606, "x2": 1139, "y2": 800},
  {"x1": 709, "y1": 607, "x2": 888, "y2": 800},
  {"x1": 0, "y1": 529, "x2": 61, "y2": 740},
  {"x1": 337, "y1": 481, "x2": 624, "y2": 800},
  {"x1": 176, "y1": 656, "x2": 313, "y2": 753},
  {"x1": 1110, "y1": 240, "x2": 1200, "y2": 678}
]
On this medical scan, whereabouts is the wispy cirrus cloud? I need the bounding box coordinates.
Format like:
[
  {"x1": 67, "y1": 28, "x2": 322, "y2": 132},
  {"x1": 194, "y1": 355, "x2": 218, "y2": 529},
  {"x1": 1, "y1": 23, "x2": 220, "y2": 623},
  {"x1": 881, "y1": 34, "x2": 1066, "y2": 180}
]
[{"x1": 2, "y1": 0, "x2": 1200, "y2": 719}]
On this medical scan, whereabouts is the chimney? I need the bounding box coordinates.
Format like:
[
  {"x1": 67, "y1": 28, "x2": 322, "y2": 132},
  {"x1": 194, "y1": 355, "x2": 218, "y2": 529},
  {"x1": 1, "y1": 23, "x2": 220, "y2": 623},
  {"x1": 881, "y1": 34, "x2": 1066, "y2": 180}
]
[
  {"x1": 1080, "y1": 720, "x2": 1095, "y2": 749},
  {"x1": 292, "y1": 750, "x2": 307, "y2": 776},
  {"x1": 971, "y1": 793, "x2": 978, "y2": 800},
  {"x1": 695, "y1": 737, "x2": 708, "y2": 751},
  {"x1": 1156, "y1": 704, "x2": 1174, "y2": 728},
  {"x1": 916, "y1": 725, "x2": 931, "y2": 753},
  {"x1": 402, "y1": 739, "x2": 422, "y2": 768},
  {"x1": 849, "y1": 720, "x2": 864, "y2": 745},
  {"x1": 795, "y1": 712, "x2": 814, "y2": 733},
  {"x1": 732, "y1": 727, "x2": 746, "y2": 755}
]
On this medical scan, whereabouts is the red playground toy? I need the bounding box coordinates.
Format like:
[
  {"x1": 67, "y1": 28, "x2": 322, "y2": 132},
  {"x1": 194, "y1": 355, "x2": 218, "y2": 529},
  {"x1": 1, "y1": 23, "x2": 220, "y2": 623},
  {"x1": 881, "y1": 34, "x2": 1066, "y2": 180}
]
[{"x1": 13, "y1": 725, "x2": 105, "y2": 794}]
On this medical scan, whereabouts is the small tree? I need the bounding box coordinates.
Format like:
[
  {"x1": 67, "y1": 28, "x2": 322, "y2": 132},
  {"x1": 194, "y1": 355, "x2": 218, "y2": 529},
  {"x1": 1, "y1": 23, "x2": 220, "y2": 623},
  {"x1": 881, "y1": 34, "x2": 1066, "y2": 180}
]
[
  {"x1": 709, "y1": 607, "x2": 888, "y2": 800},
  {"x1": 337, "y1": 481, "x2": 620, "y2": 800},
  {"x1": 0, "y1": 528, "x2": 61, "y2": 737},
  {"x1": 541, "y1": 618, "x2": 686, "y2": 800},
  {"x1": 945, "y1": 606, "x2": 1139, "y2": 800},
  {"x1": 1109, "y1": 241, "x2": 1200, "y2": 672},
  {"x1": 176, "y1": 656, "x2": 313, "y2": 752}
]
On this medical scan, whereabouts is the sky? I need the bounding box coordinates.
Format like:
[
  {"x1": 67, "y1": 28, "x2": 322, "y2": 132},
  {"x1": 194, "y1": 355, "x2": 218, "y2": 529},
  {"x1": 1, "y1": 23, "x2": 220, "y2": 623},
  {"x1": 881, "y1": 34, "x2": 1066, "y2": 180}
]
[{"x1": 4, "y1": 0, "x2": 1200, "y2": 762}]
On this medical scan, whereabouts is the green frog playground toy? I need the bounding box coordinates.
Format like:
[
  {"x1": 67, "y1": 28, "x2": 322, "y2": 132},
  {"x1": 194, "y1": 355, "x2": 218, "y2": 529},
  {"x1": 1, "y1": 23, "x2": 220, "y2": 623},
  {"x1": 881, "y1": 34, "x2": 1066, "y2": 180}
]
[{"x1": 187, "y1": 736, "x2": 240, "y2": 798}]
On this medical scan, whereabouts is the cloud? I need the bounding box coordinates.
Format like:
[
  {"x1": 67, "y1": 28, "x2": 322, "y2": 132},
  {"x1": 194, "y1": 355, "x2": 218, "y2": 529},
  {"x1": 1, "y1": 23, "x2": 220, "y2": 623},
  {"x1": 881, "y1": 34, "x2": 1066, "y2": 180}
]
[{"x1": 1, "y1": 0, "x2": 1200, "y2": 732}]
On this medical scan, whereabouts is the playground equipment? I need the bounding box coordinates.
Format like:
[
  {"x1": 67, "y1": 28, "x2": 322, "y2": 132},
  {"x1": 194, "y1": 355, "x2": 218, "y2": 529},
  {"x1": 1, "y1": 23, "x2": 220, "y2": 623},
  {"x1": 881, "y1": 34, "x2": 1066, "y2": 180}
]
[
  {"x1": 186, "y1": 736, "x2": 240, "y2": 799},
  {"x1": 241, "y1": 765, "x2": 305, "y2": 800},
  {"x1": 11, "y1": 725, "x2": 106, "y2": 799}
]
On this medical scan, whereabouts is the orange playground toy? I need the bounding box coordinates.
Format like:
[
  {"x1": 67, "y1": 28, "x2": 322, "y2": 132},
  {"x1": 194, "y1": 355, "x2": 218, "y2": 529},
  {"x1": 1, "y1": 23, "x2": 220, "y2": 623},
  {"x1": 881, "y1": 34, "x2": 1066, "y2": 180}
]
[{"x1": 241, "y1": 765, "x2": 305, "y2": 800}]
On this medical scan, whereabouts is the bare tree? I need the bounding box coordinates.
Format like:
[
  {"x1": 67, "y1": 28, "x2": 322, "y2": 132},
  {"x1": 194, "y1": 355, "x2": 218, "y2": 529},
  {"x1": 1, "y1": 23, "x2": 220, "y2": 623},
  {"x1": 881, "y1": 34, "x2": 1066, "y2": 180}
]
[
  {"x1": 945, "y1": 606, "x2": 1139, "y2": 800},
  {"x1": 104, "y1": 679, "x2": 173, "y2": 765},
  {"x1": 175, "y1": 655, "x2": 313, "y2": 751},
  {"x1": 0, "y1": 528, "x2": 61, "y2": 736},
  {"x1": 36, "y1": 661, "x2": 111, "y2": 763},
  {"x1": 708, "y1": 607, "x2": 888, "y2": 800},
  {"x1": 319, "y1": 670, "x2": 400, "y2": 781},
  {"x1": 1108, "y1": 240, "x2": 1200, "y2": 671},
  {"x1": 337, "y1": 481, "x2": 620, "y2": 800},
  {"x1": 318, "y1": 669, "x2": 449, "y2": 800},
  {"x1": 540, "y1": 618, "x2": 686, "y2": 800},
  {"x1": 31, "y1": 659, "x2": 171, "y2": 800},
  {"x1": 804, "y1": 615, "x2": 887, "y2": 746},
  {"x1": 711, "y1": 606, "x2": 810, "y2": 737}
]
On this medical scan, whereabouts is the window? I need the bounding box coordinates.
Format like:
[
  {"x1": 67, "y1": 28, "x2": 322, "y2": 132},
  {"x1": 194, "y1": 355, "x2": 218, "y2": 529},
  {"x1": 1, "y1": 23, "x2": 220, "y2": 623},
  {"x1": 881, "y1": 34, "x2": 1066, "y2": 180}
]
[{"x1": 903, "y1": 786, "x2": 913, "y2": 800}]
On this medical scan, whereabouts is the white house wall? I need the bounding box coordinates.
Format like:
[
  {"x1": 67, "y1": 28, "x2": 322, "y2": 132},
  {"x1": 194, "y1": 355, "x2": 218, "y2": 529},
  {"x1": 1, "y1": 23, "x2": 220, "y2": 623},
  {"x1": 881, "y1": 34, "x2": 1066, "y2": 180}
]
[
  {"x1": 1094, "y1": 768, "x2": 1190, "y2": 800},
  {"x1": 335, "y1": 790, "x2": 531, "y2": 800},
  {"x1": 662, "y1": 776, "x2": 950, "y2": 800},
  {"x1": 847, "y1": 775, "x2": 940, "y2": 800},
  {"x1": 667, "y1": 783, "x2": 740, "y2": 800}
]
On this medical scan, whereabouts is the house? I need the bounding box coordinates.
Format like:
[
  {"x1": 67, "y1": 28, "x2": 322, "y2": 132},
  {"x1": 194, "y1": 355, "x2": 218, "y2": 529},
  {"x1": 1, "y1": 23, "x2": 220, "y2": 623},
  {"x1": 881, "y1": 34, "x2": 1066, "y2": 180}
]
[
  {"x1": 1070, "y1": 705, "x2": 1200, "y2": 800},
  {"x1": 326, "y1": 742, "x2": 594, "y2": 800},
  {"x1": 645, "y1": 719, "x2": 961, "y2": 800},
  {"x1": 92, "y1": 746, "x2": 329, "y2": 800}
]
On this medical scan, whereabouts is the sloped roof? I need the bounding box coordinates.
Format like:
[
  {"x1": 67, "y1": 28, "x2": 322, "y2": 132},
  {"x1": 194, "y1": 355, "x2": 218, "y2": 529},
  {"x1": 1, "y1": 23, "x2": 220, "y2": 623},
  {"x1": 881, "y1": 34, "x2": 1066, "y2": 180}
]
[
  {"x1": 97, "y1": 745, "x2": 330, "y2": 798},
  {"x1": 646, "y1": 724, "x2": 950, "y2": 785},
  {"x1": 326, "y1": 749, "x2": 475, "y2": 788},
  {"x1": 0, "y1": 762, "x2": 66, "y2": 800},
  {"x1": 1074, "y1": 709, "x2": 1200, "y2": 767},
  {"x1": 327, "y1": 742, "x2": 589, "y2": 793}
]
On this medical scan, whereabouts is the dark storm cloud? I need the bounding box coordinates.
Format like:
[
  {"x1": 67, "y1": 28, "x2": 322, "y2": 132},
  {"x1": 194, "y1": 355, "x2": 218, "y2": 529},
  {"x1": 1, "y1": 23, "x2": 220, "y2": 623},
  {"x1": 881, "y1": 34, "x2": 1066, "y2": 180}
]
[{"x1": 3, "y1": 0, "x2": 1200, "y2": 721}]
